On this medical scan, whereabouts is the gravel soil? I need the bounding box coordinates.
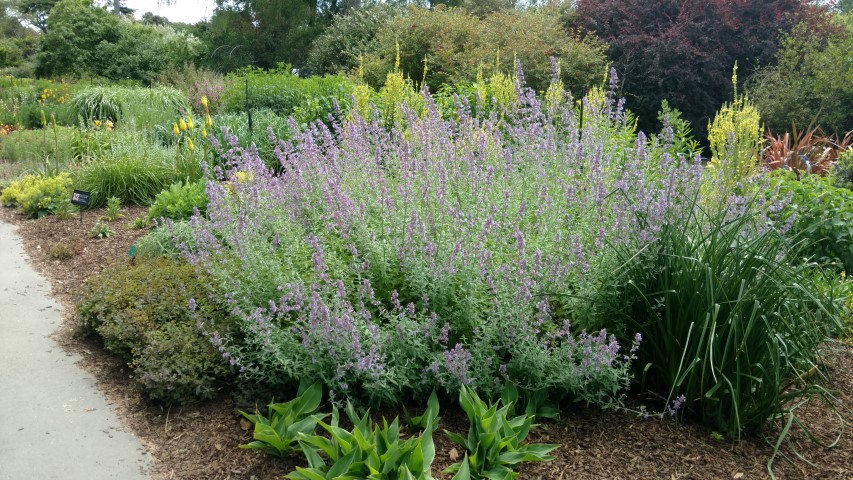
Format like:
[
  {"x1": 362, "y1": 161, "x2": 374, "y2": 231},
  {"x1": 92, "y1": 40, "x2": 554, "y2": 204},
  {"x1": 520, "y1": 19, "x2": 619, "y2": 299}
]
[{"x1": 3, "y1": 205, "x2": 851, "y2": 480}]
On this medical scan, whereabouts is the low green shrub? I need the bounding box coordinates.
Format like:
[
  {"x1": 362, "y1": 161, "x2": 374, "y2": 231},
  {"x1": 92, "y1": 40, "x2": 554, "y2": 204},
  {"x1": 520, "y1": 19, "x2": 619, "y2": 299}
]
[
  {"x1": 768, "y1": 170, "x2": 853, "y2": 273},
  {"x1": 219, "y1": 66, "x2": 353, "y2": 125},
  {"x1": 90, "y1": 221, "x2": 114, "y2": 239},
  {"x1": 51, "y1": 199, "x2": 77, "y2": 220},
  {"x1": 132, "y1": 322, "x2": 231, "y2": 404},
  {"x1": 102, "y1": 196, "x2": 123, "y2": 221},
  {"x1": 0, "y1": 172, "x2": 73, "y2": 218},
  {"x1": 75, "y1": 257, "x2": 232, "y2": 403},
  {"x1": 127, "y1": 216, "x2": 150, "y2": 230},
  {"x1": 148, "y1": 180, "x2": 208, "y2": 221},
  {"x1": 47, "y1": 241, "x2": 76, "y2": 260},
  {"x1": 444, "y1": 385, "x2": 558, "y2": 479}
]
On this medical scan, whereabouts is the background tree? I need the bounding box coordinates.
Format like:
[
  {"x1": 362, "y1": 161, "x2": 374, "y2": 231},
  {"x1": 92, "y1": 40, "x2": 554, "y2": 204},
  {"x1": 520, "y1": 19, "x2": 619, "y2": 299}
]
[
  {"x1": 36, "y1": 0, "x2": 203, "y2": 82},
  {"x1": 306, "y1": 3, "x2": 403, "y2": 76},
  {"x1": 203, "y1": 0, "x2": 358, "y2": 72},
  {"x1": 749, "y1": 13, "x2": 852, "y2": 135},
  {"x1": 13, "y1": 0, "x2": 57, "y2": 32},
  {"x1": 1, "y1": 0, "x2": 38, "y2": 70},
  {"x1": 35, "y1": 0, "x2": 120, "y2": 77},
  {"x1": 571, "y1": 0, "x2": 834, "y2": 137}
]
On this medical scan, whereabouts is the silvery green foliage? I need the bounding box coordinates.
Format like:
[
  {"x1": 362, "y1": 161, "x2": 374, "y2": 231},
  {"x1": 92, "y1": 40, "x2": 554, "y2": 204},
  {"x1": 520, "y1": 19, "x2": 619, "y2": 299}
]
[{"x1": 185, "y1": 73, "x2": 702, "y2": 407}]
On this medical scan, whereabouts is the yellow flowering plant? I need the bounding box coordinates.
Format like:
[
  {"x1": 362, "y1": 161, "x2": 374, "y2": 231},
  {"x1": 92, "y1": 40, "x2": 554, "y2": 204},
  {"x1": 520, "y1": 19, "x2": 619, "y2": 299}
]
[{"x1": 705, "y1": 63, "x2": 762, "y2": 199}]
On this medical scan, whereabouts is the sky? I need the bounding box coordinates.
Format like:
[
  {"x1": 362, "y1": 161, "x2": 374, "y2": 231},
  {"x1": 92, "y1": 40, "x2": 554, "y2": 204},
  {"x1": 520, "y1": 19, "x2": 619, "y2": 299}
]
[{"x1": 123, "y1": 0, "x2": 218, "y2": 24}]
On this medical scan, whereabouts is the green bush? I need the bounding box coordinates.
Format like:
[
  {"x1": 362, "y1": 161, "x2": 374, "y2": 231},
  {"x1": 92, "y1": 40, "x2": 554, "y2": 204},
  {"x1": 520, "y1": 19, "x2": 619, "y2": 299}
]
[
  {"x1": 75, "y1": 257, "x2": 232, "y2": 403},
  {"x1": 148, "y1": 180, "x2": 208, "y2": 221},
  {"x1": 36, "y1": 0, "x2": 203, "y2": 84},
  {"x1": 364, "y1": 6, "x2": 607, "y2": 93},
  {"x1": 769, "y1": 169, "x2": 853, "y2": 273},
  {"x1": 219, "y1": 66, "x2": 354, "y2": 125},
  {"x1": 306, "y1": 4, "x2": 404, "y2": 77},
  {"x1": 0, "y1": 172, "x2": 73, "y2": 218},
  {"x1": 749, "y1": 15, "x2": 853, "y2": 136},
  {"x1": 132, "y1": 322, "x2": 231, "y2": 404},
  {"x1": 600, "y1": 191, "x2": 844, "y2": 439},
  {"x1": 835, "y1": 148, "x2": 853, "y2": 190}
]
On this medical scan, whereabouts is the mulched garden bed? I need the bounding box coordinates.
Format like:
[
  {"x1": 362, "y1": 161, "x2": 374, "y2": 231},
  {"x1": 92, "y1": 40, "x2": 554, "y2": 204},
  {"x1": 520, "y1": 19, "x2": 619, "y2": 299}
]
[{"x1": 3, "y1": 206, "x2": 851, "y2": 480}]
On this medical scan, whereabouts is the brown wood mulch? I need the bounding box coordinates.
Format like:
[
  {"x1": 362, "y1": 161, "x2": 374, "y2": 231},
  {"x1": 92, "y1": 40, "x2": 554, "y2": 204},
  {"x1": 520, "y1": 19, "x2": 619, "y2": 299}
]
[{"x1": 2, "y1": 205, "x2": 851, "y2": 480}]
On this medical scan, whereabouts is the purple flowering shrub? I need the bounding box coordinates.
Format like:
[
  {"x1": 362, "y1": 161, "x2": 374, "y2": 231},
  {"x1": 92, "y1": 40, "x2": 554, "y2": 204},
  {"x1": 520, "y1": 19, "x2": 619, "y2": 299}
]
[{"x1": 183, "y1": 72, "x2": 703, "y2": 406}]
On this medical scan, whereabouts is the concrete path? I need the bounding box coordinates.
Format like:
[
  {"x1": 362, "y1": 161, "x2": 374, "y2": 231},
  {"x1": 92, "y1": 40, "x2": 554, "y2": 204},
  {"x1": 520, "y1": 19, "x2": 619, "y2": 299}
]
[{"x1": 0, "y1": 220, "x2": 149, "y2": 480}]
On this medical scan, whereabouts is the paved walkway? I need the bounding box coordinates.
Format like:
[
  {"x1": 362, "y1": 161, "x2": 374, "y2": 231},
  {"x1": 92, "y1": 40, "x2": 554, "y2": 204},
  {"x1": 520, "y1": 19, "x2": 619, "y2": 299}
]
[{"x1": 0, "y1": 219, "x2": 149, "y2": 479}]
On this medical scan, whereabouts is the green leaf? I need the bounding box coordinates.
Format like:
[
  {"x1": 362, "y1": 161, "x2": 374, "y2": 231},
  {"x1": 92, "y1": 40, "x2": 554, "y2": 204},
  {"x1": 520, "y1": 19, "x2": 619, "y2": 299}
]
[
  {"x1": 286, "y1": 467, "x2": 328, "y2": 480},
  {"x1": 450, "y1": 455, "x2": 471, "y2": 480}
]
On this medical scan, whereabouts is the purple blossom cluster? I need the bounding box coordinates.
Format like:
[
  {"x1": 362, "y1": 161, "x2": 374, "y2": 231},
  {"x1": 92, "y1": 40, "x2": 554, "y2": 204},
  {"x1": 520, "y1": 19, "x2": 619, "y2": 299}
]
[{"x1": 182, "y1": 76, "x2": 705, "y2": 404}]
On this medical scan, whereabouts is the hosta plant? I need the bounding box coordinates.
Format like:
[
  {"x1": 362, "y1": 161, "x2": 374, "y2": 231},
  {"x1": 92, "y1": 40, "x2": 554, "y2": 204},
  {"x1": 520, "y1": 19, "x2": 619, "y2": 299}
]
[
  {"x1": 499, "y1": 383, "x2": 560, "y2": 422},
  {"x1": 90, "y1": 221, "x2": 114, "y2": 239},
  {"x1": 240, "y1": 381, "x2": 327, "y2": 457},
  {"x1": 444, "y1": 385, "x2": 558, "y2": 479},
  {"x1": 289, "y1": 391, "x2": 439, "y2": 480}
]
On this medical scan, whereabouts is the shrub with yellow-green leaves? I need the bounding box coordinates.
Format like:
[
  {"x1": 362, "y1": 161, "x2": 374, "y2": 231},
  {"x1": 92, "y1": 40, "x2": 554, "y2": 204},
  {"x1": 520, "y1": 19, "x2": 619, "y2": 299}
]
[{"x1": 0, "y1": 173, "x2": 73, "y2": 218}]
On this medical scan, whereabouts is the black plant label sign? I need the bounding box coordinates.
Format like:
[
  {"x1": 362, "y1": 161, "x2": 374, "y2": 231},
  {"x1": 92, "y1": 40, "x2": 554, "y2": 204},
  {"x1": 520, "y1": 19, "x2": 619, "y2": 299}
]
[{"x1": 71, "y1": 190, "x2": 91, "y2": 207}]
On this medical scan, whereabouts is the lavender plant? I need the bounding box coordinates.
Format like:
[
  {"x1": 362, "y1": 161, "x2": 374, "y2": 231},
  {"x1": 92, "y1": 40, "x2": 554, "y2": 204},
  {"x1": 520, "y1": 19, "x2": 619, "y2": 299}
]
[{"x1": 183, "y1": 70, "x2": 702, "y2": 407}]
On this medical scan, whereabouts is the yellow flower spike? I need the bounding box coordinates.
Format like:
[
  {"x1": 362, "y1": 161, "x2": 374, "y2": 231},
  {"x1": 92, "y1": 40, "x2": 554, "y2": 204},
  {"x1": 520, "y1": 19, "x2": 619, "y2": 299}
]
[
  {"x1": 179, "y1": 119, "x2": 187, "y2": 131},
  {"x1": 188, "y1": 138, "x2": 194, "y2": 151},
  {"x1": 201, "y1": 96, "x2": 209, "y2": 109},
  {"x1": 173, "y1": 122, "x2": 180, "y2": 136},
  {"x1": 205, "y1": 114, "x2": 212, "y2": 128},
  {"x1": 187, "y1": 116, "x2": 194, "y2": 130},
  {"x1": 201, "y1": 126, "x2": 207, "y2": 137}
]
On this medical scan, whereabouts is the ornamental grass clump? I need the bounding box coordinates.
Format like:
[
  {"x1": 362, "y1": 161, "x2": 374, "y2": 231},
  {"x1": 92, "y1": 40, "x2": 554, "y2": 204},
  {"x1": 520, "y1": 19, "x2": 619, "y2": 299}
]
[
  {"x1": 184, "y1": 70, "x2": 702, "y2": 407},
  {"x1": 600, "y1": 188, "x2": 844, "y2": 444}
]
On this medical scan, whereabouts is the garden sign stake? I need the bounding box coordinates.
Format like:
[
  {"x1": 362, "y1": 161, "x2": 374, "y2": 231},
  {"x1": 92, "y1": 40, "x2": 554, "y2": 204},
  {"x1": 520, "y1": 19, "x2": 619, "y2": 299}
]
[{"x1": 71, "y1": 189, "x2": 90, "y2": 225}]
